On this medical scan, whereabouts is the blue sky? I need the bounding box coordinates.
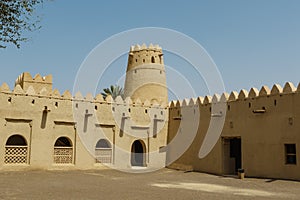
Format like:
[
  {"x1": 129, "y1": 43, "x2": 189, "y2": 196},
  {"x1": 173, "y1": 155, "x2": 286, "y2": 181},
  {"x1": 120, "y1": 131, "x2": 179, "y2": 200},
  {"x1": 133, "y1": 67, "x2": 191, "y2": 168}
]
[{"x1": 1, "y1": 0, "x2": 300, "y2": 99}]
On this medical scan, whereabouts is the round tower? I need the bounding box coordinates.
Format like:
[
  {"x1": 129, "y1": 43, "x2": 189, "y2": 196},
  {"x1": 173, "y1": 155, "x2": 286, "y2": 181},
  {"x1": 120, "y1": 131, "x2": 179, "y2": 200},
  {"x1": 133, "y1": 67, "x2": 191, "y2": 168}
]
[{"x1": 123, "y1": 44, "x2": 168, "y2": 104}]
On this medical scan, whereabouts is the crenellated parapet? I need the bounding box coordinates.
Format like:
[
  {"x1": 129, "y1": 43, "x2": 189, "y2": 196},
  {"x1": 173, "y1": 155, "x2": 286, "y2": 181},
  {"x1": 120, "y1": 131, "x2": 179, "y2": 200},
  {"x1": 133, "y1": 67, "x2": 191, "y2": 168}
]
[
  {"x1": 127, "y1": 43, "x2": 164, "y2": 71},
  {"x1": 15, "y1": 72, "x2": 53, "y2": 92},
  {"x1": 0, "y1": 81, "x2": 167, "y2": 110},
  {"x1": 2, "y1": 77, "x2": 299, "y2": 110},
  {"x1": 130, "y1": 43, "x2": 162, "y2": 52},
  {"x1": 169, "y1": 82, "x2": 300, "y2": 108}
]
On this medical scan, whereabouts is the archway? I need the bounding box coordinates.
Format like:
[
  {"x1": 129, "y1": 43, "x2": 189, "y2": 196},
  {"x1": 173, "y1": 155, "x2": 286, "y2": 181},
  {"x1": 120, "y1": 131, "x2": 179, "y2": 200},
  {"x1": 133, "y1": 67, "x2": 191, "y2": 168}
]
[
  {"x1": 95, "y1": 139, "x2": 112, "y2": 164},
  {"x1": 53, "y1": 136, "x2": 73, "y2": 164},
  {"x1": 131, "y1": 140, "x2": 146, "y2": 167},
  {"x1": 5, "y1": 134, "x2": 28, "y2": 164}
]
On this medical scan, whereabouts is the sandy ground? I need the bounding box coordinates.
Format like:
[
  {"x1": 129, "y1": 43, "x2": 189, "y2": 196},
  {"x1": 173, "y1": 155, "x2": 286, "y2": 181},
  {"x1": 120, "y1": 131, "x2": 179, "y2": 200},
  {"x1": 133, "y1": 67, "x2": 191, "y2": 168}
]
[{"x1": 0, "y1": 168, "x2": 299, "y2": 200}]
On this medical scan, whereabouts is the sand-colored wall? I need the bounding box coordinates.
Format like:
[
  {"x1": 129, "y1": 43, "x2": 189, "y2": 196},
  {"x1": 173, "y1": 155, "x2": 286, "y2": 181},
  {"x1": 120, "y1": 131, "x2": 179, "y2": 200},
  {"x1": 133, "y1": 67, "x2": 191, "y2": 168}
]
[
  {"x1": 168, "y1": 82, "x2": 300, "y2": 180},
  {"x1": 0, "y1": 73, "x2": 168, "y2": 171}
]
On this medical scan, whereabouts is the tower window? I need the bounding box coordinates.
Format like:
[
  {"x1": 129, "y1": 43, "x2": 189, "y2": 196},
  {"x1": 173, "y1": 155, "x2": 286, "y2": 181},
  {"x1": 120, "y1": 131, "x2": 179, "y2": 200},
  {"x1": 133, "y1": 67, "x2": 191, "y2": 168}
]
[
  {"x1": 159, "y1": 55, "x2": 163, "y2": 64},
  {"x1": 135, "y1": 59, "x2": 138, "y2": 62},
  {"x1": 143, "y1": 59, "x2": 145, "y2": 63},
  {"x1": 128, "y1": 55, "x2": 133, "y2": 65},
  {"x1": 151, "y1": 56, "x2": 155, "y2": 63}
]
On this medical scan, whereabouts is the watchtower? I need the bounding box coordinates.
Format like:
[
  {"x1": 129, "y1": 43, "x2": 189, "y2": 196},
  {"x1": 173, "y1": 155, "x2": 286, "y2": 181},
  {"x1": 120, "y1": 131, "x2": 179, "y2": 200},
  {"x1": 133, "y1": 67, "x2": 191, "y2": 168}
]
[
  {"x1": 15, "y1": 72, "x2": 53, "y2": 92},
  {"x1": 123, "y1": 44, "x2": 168, "y2": 104}
]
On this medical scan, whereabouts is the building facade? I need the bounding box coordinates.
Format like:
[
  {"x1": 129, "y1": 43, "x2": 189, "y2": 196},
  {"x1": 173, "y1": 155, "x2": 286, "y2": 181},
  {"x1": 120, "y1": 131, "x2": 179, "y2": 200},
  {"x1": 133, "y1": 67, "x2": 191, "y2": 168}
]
[
  {"x1": 0, "y1": 44, "x2": 168, "y2": 172},
  {"x1": 1, "y1": 44, "x2": 300, "y2": 180}
]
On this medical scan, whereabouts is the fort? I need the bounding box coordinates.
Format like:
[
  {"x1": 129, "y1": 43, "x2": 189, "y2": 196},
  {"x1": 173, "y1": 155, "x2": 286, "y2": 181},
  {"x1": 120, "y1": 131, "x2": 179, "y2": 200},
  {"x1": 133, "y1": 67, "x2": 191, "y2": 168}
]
[{"x1": 1, "y1": 44, "x2": 300, "y2": 180}]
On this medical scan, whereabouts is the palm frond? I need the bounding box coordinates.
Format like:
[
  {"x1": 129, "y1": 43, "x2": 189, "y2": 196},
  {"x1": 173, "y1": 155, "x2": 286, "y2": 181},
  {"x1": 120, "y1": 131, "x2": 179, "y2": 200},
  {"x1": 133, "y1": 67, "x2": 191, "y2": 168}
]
[{"x1": 101, "y1": 85, "x2": 124, "y2": 100}]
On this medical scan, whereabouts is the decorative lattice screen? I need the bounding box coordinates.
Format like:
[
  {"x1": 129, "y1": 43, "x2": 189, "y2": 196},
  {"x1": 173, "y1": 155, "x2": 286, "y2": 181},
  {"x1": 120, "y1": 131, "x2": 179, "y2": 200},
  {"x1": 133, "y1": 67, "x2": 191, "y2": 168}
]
[
  {"x1": 5, "y1": 146, "x2": 28, "y2": 164},
  {"x1": 95, "y1": 148, "x2": 112, "y2": 164},
  {"x1": 53, "y1": 147, "x2": 73, "y2": 164}
]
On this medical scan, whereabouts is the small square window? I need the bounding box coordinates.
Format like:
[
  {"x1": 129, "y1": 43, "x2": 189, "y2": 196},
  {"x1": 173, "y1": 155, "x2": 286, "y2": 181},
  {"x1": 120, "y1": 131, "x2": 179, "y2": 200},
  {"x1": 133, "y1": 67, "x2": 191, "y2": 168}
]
[{"x1": 285, "y1": 144, "x2": 297, "y2": 165}]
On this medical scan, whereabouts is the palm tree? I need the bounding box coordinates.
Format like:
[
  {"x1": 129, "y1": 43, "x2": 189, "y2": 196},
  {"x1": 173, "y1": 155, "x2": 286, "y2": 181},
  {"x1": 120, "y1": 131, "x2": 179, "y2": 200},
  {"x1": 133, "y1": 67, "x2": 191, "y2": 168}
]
[{"x1": 101, "y1": 85, "x2": 124, "y2": 100}]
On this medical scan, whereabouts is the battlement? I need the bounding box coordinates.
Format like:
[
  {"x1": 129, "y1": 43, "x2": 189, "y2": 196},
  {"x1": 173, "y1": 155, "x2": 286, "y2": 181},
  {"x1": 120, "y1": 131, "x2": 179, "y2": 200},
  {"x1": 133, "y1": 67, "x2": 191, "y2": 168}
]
[
  {"x1": 169, "y1": 82, "x2": 300, "y2": 108},
  {"x1": 129, "y1": 43, "x2": 162, "y2": 52},
  {"x1": 15, "y1": 72, "x2": 53, "y2": 92},
  {"x1": 126, "y1": 43, "x2": 164, "y2": 72},
  {"x1": 0, "y1": 81, "x2": 167, "y2": 109},
  {"x1": 7, "y1": 73, "x2": 300, "y2": 109}
]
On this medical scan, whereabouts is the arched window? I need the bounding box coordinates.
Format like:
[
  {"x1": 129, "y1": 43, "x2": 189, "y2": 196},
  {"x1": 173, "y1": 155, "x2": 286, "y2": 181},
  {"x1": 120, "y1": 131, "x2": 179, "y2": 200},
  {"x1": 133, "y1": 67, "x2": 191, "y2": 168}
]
[
  {"x1": 53, "y1": 137, "x2": 73, "y2": 164},
  {"x1": 96, "y1": 139, "x2": 111, "y2": 148},
  {"x1": 55, "y1": 137, "x2": 72, "y2": 147},
  {"x1": 6, "y1": 135, "x2": 27, "y2": 146},
  {"x1": 95, "y1": 139, "x2": 112, "y2": 164},
  {"x1": 5, "y1": 134, "x2": 28, "y2": 164}
]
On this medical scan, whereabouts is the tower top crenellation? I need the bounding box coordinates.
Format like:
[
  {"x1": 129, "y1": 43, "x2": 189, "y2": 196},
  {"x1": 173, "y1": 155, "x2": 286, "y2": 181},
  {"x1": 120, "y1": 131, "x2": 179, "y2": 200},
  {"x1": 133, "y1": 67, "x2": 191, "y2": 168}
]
[
  {"x1": 129, "y1": 43, "x2": 162, "y2": 52},
  {"x1": 126, "y1": 43, "x2": 164, "y2": 71}
]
